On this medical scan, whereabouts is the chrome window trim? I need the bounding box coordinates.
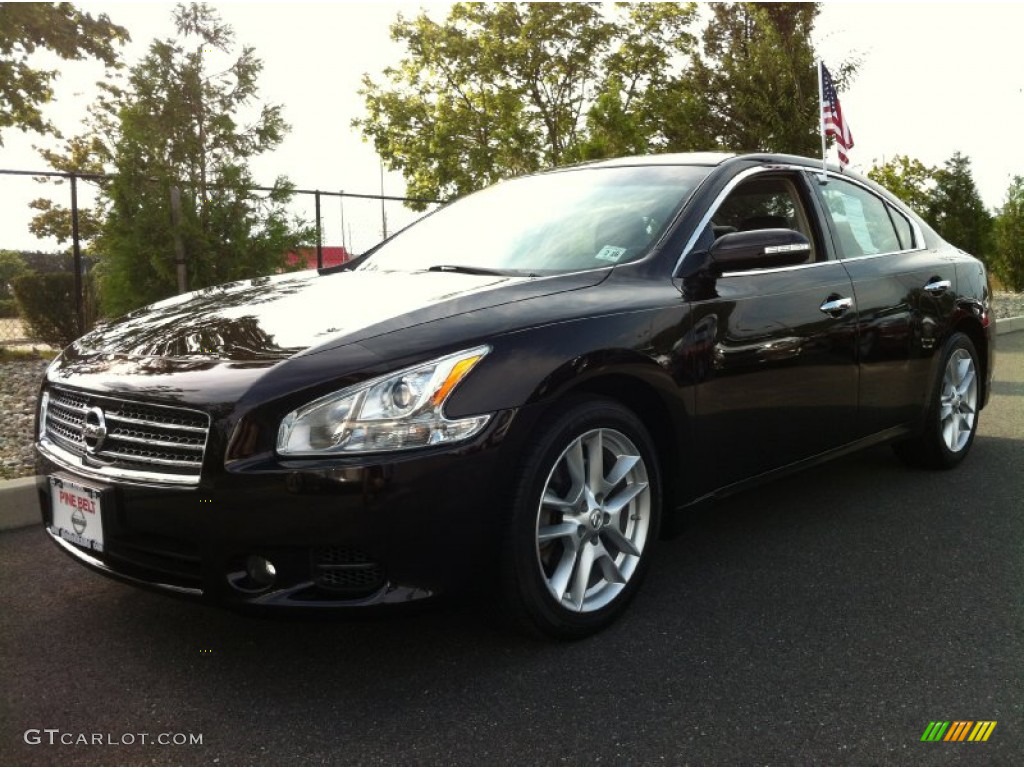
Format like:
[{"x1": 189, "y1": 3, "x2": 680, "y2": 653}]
[
  {"x1": 829, "y1": 247, "x2": 926, "y2": 264},
  {"x1": 673, "y1": 164, "x2": 927, "y2": 275},
  {"x1": 674, "y1": 165, "x2": 772, "y2": 275},
  {"x1": 720, "y1": 259, "x2": 851, "y2": 278}
]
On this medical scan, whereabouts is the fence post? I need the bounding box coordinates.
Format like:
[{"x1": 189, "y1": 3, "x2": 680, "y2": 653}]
[
  {"x1": 70, "y1": 173, "x2": 85, "y2": 336},
  {"x1": 315, "y1": 190, "x2": 323, "y2": 269},
  {"x1": 339, "y1": 191, "x2": 346, "y2": 254},
  {"x1": 379, "y1": 162, "x2": 388, "y2": 240}
]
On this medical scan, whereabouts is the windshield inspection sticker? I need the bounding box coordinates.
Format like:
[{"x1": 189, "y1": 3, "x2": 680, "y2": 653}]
[{"x1": 595, "y1": 245, "x2": 627, "y2": 263}]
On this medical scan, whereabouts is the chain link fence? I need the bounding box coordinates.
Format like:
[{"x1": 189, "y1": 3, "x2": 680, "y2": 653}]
[{"x1": 0, "y1": 168, "x2": 439, "y2": 348}]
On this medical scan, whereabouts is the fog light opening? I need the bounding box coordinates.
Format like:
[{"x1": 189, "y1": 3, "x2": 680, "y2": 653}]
[{"x1": 246, "y1": 555, "x2": 277, "y2": 587}]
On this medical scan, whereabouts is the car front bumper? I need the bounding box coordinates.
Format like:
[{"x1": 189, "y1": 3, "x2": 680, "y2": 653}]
[{"x1": 37, "y1": 409, "x2": 524, "y2": 609}]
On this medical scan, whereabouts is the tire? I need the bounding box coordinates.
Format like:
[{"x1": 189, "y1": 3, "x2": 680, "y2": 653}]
[
  {"x1": 893, "y1": 332, "x2": 981, "y2": 470},
  {"x1": 500, "y1": 397, "x2": 662, "y2": 639}
]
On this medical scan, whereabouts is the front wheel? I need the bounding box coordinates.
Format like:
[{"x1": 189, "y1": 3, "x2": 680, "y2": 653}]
[
  {"x1": 500, "y1": 397, "x2": 661, "y2": 639},
  {"x1": 894, "y1": 332, "x2": 981, "y2": 469}
]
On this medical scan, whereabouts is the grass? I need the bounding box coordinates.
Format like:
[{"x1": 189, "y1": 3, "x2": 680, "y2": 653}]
[{"x1": 0, "y1": 346, "x2": 57, "y2": 363}]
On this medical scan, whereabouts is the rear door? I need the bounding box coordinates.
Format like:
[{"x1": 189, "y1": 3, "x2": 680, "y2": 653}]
[{"x1": 808, "y1": 173, "x2": 956, "y2": 436}]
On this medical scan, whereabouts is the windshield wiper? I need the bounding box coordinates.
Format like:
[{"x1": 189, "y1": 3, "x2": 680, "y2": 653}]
[{"x1": 426, "y1": 264, "x2": 537, "y2": 277}]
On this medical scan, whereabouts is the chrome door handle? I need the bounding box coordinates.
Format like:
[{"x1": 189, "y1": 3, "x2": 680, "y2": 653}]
[
  {"x1": 924, "y1": 279, "x2": 952, "y2": 294},
  {"x1": 819, "y1": 296, "x2": 853, "y2": 317}
]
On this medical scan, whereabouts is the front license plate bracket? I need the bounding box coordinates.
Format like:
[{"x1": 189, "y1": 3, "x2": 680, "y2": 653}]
[{"x1": 49, "y1": 476, "x2": 105, "y2": 553}]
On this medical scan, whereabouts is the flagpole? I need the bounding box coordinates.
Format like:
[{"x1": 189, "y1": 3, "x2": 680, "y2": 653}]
[{"x1": 817, "y1": 58, "x2": 827, "y2": 182}]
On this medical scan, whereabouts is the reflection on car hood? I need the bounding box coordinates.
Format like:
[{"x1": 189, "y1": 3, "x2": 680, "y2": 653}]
[{"x1": 72, "y1": 269, "x2": 590, "y2": 361}]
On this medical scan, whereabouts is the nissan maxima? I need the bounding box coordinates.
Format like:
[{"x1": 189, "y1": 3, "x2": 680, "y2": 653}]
[{"x1": 36, "y1": 153, "x2": 995, "y2": 638}]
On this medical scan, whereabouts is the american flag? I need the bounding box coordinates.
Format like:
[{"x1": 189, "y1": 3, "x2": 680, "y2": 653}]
[{"x1": 820, "y1": 62, "x2": 854, "y2": 168}]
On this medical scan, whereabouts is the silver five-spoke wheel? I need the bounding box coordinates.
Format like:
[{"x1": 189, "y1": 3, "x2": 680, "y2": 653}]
[{"x1": 535, "y1": 428, "x2": 651, "y2": 613}]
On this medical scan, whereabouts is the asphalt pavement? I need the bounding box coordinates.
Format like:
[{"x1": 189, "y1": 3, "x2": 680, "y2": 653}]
[{"x1": 2, "y1": 332, "x2": 1022, "y2": 766}]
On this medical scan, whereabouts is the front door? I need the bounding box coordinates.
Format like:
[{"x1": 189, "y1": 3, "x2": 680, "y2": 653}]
[{"x1": 684, "y1": 171, "x2": 860, "y2": 492}]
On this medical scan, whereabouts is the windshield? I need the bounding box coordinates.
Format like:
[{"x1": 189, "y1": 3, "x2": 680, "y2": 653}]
[{"x1": 358, "y1": 164, "x2": 711, "y2": 275}]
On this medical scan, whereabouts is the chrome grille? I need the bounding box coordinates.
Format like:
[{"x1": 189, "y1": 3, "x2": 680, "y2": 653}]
[{"x1": 41, "y1": 386, "x2": 211, "y2": 486}]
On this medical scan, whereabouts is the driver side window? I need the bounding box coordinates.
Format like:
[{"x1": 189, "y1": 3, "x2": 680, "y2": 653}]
[{"x1": 710, "y1": 175, "x2": 818, "y2": 262}]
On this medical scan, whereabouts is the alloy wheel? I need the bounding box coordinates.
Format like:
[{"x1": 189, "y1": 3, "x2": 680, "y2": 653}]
[
  {"x1": 939, "y1": 348, "x2": 978, "y2": 453},
  {"x1": 534, "y1": 427, "x2": 652, "y2": 613}
]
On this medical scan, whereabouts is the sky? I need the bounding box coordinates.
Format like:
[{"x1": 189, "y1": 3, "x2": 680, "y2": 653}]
[{"x1": 1, "y1": 1, "x2": 1023, "y2": 254}]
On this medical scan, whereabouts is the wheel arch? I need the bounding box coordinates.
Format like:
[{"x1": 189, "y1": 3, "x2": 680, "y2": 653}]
[
  {"x1": 950, "y1": 314, "x2": 990, "y2": 408},
  {"x1": 543, "y1": 371, "x2": 690, "y2": 527}
]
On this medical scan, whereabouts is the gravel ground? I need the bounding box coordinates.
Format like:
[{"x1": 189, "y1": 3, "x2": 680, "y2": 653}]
[
  {"x1": 0, "y1": 358, "x2": 48, "y2": 480},
  {"x1": 995, "y1": 290, "x2": 1024, "y2": 318},
  {"x1": 1, "y1": 293, "x2": 1022, "y2": 482}
]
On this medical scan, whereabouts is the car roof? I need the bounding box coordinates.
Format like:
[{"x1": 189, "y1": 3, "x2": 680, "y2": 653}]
[
  {"x1": 573, "y1": 152, "x2": 849, "y2": 174},
  {"x1": 582, "y1": 152, "x2": 737, "y2": 168}
]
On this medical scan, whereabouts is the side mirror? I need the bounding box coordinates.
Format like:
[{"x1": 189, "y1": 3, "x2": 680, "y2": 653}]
[{"x1": 708, "y1": 229, "x2": 811, "y2": 274}]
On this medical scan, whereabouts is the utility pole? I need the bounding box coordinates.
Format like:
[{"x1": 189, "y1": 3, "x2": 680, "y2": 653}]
[
  {"x1": 380, "y1": 161, "x2": 388, "y2": 240},
  {"x1": 339, "y1": 191, "x2": 346, "y2": 254},
  {"x1": 69, "y1": 173, "x2": 85, "y2": 335},
  {"x1": 170, "y1": 186, "x2": 188, "y2": 294}
]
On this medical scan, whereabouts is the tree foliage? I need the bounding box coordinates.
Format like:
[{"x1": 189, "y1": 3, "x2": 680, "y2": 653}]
[
  {"x1": 0, "y1": 3, "x2": 129, "y2": 145},
  {"x1": 993, "y1": 176, "x2": 1024, "y2": 291},
  {"x1": 31, "y1": 3, "x2": 310, "y2": 317},
  {"x1": 0, "y1": 251, "x2": 30, "y2": 300},
  {"x1": 11, "y1": 271, "x2": 98, "y2": 348},
  {"x1": 357, "y1": 2, "x2": 846, "y2": 206},
  {"x1": 28, "y1": 132, "x2": 109, "y2": 245},
  {"x1": 683, "y1": 3, "x2": 836, "y2": 156},
  {"x1": 357, "y1": 3, "x2": 686, "y2": 205},
  {"x1": 926, "y1": 152, "x2": 993, "y2": 261},
  {"x1": 866, "y1": 155, "x2": 937, "y2": 216}
]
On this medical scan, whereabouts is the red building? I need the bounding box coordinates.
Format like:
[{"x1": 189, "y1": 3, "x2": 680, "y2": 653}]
[{"x1": 285, "y1": 246, "x2": 350, "y2": 270}]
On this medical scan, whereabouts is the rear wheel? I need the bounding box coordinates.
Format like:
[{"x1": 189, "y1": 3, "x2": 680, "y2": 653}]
[
  {"x1": 894, "y1": 332, "x2": 981, "y2": 469},
  {"x1": 500, "y1": 397, "x2": 661, "y2": 639}
]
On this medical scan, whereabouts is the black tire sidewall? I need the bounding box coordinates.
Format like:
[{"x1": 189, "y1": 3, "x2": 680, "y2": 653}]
[{"x1": 502, "y1": 397, "x2": 662, "y2": 639}]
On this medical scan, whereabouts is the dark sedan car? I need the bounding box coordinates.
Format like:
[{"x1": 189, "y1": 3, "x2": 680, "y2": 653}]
[{"x1": 36, "y1": 153, "x2": 995, "y2": 638}]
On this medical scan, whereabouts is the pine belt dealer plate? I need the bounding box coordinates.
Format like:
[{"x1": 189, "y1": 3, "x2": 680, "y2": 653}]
[{"x1": 49, "y1": 476, "x2": 104, "y2": 553}]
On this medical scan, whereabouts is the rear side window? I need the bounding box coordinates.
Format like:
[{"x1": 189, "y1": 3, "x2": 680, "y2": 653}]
[
  {"x1": 818, "y1": 177, "x2": 902, "y2": 258},
  {"x1": 887, "y1": 205, "x2": 916, "y2": 250}
]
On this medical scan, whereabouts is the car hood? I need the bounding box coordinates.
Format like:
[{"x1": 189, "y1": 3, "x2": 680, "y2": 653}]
[{"x1": 70, "y1": 268, "x2": 607, "y2": 361}]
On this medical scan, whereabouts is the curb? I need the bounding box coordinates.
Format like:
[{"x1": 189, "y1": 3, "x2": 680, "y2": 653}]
[
  {"x1": 0, "y1": 476, "x2": 40, "y2": 532},
  {"x1": 2, "y1": 316, "x2": 1023, "y2": 534},
  {"x1": 997, "y1": 315, "x2": 1024, "y2": 335}
]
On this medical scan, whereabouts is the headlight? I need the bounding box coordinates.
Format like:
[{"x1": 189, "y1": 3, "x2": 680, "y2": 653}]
[
  {"x1": 277, "y1": 346, "x2": 491, "y2": 456},
  {"x1": 38, "y1": 390, "x2": 50, "y2": 441}
]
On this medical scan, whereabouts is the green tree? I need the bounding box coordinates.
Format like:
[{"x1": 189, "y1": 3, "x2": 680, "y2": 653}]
[
  {"x1": 357, "y1": 3, "x2": 846, "y2": 206},
  {"x1": 34, "y1": 3, "x2": 310, "y2": 317},
  {"x1": 0, "y1": 3, "x2": 129, "y2": 145},
  {"x1": 0, "y1": 251, "x2": 29, "y2": 299},
  {"x1": 927, "y1": 152, "x2": 993, "y2": 261},
  {"x1": 28, "y1": 76, "x2": 126, "y2": 246},
  {"x1": 356, "y1": 2, "x2": 698, "y2": 207},
  {"x1": 0, "y1": 251, "x2": 30, "y2": 318},
  {"x1": 680, "y1": 3, "x2": 845, "y2": 155},
  {"x1": 577, "y1": 3, "x2": 698, "y2": 159},
  {"x1": 866, "y1": 155, "x2": 938, "y2": 216},
  {"x1": 27, "y1": 131, "x2": 109, "y2": 245},
  {"x1": 993, "y1": 176, "x2": 1024, "y2": 291}
]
